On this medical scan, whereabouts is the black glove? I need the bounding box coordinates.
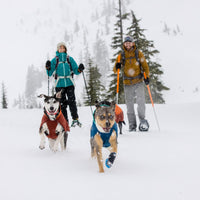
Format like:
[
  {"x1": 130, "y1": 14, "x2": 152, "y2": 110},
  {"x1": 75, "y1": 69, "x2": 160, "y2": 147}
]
[
  {"x1": 116, "y1": 63, "x2": 121, "y2": 70},
  {"x1": 144, "y1": 77, "x2": 150, "y2": 85},
  {"x1": 45, "y1": 60, "x2": 51, "y2": 70},
  {"x1": 78, "y1": 63, "x2": 85, "y2": 72}
]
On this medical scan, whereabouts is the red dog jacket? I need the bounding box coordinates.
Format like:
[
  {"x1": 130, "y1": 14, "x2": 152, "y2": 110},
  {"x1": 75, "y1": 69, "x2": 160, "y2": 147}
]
[{"x1": 40, "y1": 112, "x2": 70, "y2": 139}]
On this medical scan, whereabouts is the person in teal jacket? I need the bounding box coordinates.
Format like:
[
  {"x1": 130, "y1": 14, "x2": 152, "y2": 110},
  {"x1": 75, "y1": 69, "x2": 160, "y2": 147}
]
[{"x1": 45, "y1": 42, "x2": 84, "y2": 127}]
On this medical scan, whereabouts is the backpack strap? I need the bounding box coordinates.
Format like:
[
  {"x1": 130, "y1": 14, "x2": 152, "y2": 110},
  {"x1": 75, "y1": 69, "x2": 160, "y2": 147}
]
[
  {"x1": 135, "y1": 48, "x2": 144, "y2": 78},
  {"x1": 135, "y1": 49, "x2": 143, "y2": 72},
  {"x1": 121, "y1": 50, "x2": 125, "y2": 66},
  {"x1": 52, "y1": 56, "x2": 59, "y2": 80},
  {"x1": 66, "y1": 55, "x2": 74, "y2": 78},
  {"x1": 55, "y1": 56, "x2": 59, "y2": 70}
]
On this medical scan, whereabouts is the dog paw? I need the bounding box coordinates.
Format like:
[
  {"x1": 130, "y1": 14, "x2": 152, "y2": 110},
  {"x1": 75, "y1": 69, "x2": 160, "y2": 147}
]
[
  {"x1": 99, "y1": 169, "x2": 104, "y2": 173},
  {"x1": 39, "y1": 145, "x2": 45, "y2": 150},
  {"x1": 52, "y1": 146, "x2": 58, "y2": 153},
  {"x1": 91, "y1": 153, "x2": 97, "y2": 159}
]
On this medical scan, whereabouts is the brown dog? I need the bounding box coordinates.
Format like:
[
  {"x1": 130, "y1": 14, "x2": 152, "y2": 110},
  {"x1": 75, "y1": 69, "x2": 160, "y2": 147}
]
[
  {"x1": 90, "y1": 100, "x2": 118, "y2": 173},
  {"x1": 115, "y1": 104, "x2": 125, "y2": 134}
]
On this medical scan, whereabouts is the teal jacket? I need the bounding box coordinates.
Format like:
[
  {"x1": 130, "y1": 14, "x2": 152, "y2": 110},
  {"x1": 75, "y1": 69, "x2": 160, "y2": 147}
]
[{"x1": 47, "y1": 52, "x2": 80, "y2": 87}]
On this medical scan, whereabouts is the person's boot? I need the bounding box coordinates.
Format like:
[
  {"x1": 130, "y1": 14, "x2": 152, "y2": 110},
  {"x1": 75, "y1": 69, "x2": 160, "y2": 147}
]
[
  {"x1": 129, "y1": 124, "x2": 137, "y2": 132},
  {"x1": 129, "y1": 127, "x2": 136, "y2": 132},
  {"x1": 139, "y1": 119, "x2": 149, "y2": 131},
  {"x1": 71, "y1": 119, "x2": 82, "y2": 127}
]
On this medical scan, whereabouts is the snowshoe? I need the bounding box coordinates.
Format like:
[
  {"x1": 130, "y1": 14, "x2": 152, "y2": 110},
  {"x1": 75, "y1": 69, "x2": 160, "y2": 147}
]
[
  {"x1": 71, "y1": 119, "x2": 82, "y2": 127},
  {"x1": 129, "y1": 125, "x2": 136, "y2": 132},
  {"x1": 105, "y1": 152, "x2": 116, "y2": 168},
  {"x1": 139, "y1": 119, "x2": 149, "y2": 131},
  {"x1": 129, "y1": 128, "x2": 136, "y2": 132}
]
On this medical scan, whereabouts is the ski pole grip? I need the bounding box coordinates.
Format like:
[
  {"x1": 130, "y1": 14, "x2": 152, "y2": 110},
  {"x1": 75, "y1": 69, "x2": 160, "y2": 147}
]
[
  {"x1": 143, "y1": 72, "x2": 147, "y2": 79},
  {"x1": 117, "y1": 54, "x2": 121, "y2": 63}
]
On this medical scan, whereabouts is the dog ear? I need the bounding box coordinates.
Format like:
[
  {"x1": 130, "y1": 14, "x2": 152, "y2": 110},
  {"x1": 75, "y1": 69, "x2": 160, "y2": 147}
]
[
  {"x1": 110, "y1": 101, "x2": 116, "y2": 111},
  {"x1": 95, "y1": 100, "x2": 100, "y2": 108},
  {"x1": 111, "y1": 101, "x2": 116, "y2": 106},
  {"x1": 38, "y1": 94, "x2": 47, "y2": 98},
  {"x1": 56, "y1": 90, "x2": 62, "y2": 99}
]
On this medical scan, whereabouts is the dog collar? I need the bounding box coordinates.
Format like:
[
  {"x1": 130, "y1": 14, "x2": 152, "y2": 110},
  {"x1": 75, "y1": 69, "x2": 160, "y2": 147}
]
[{"x1": 99, "y1": 104, "x2": 111, "y2": 107}]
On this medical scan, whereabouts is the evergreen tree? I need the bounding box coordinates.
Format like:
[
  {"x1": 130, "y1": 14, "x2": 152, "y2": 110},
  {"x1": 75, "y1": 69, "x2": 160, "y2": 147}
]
[
  {"x1": 13, "y1": 94, "x2": 26, "y2": 109},
  {"x1": 64, "y1": 30, "x2": 70, "y2": 42},
  {"x1": 74, "y1": 20, "x2": 80, "y2": 33},
  {"x1": 163, "y1": 22, "x2": 170, "y2": 35},
  {"x1": 83, "y1": 59, "x2": 105, "y2": 106},
  {"x1": 25, "y1": 65, "x2": 44, "y2": 108},
  {"x1": 107, "y1": 0, "x2": 129, "y2": 104},
  {"x1": 111, "y1": 0, "x2": 129, "y2": 59},
  {"x1": 127, "y1": 10, "x2": 169, "y2": 103},
  {"x1": 93, "y1": 32, "x2": 110, "y2": 82},
  {"x1": 83, "y1": 29, "x2": 90, "y2": 66},
  {"x1": 1, "y1": 82, "x2": 8, "y2": 109}
]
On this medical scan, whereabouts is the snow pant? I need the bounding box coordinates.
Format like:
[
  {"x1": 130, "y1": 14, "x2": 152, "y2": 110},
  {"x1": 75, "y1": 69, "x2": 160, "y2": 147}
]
[
  {"x1": 55, "y1": 86, "x2": 78, "y2": 123},
  {"x1": 124, "y1": 82, "x2": 146, "y2": 129}
]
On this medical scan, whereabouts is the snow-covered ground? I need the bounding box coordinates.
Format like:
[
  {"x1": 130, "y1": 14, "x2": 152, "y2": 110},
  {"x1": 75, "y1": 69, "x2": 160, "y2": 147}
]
[{"x1": 0, "y1": 103, "x2": 199, "y2": 200}]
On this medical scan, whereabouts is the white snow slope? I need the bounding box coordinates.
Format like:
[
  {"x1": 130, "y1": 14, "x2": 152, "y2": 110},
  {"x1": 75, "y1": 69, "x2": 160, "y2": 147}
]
[{"x1": 0, "y1": 103, "x2": 199, "y2": 200}]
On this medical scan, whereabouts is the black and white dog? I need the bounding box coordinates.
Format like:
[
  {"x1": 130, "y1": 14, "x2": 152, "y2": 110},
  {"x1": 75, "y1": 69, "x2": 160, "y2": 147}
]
[{"x1": 38, "y1": 91, "x2": 70, "y2": 152}]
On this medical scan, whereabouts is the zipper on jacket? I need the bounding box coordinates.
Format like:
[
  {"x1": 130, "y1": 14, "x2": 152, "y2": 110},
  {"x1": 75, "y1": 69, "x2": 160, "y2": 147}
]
[{"x1": 62, "y1": 54, "x2": 67, "y2": 86}]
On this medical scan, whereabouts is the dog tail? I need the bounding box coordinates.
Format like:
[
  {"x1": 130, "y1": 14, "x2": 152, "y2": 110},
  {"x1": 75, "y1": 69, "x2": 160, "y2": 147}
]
[{"x1": 64, "y1": 132, "x2": 68, "y2": 150}]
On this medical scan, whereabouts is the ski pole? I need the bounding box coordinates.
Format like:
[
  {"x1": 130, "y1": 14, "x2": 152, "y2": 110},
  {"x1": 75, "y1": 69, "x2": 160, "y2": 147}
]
[
  {"x1": 82, "y1": 70, "x2": 93, "y2": 116},
  {"x1": 48, "y1": 70, "x2": 50, "y2": 96},
  {"x1": 116, "y1": 54, "x2": 121, "y2": 104},
  {"x1": 144, "y1": 72, "x2": 160, "y2": 131}
]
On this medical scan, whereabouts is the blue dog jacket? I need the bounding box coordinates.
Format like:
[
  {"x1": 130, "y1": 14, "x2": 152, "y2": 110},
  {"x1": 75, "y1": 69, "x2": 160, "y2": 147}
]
[{"x1": 90, "y1": 121, "x2": 118, "y2": 148}]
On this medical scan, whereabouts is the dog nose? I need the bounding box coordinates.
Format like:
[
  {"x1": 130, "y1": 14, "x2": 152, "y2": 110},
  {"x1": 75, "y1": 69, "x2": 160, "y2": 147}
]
[
  {"x1": 50, "y1": 106, "x2": 54, "y2": 111},
  {"x1": 106, "y1": 121, "x2": 110, "y2": 127}
]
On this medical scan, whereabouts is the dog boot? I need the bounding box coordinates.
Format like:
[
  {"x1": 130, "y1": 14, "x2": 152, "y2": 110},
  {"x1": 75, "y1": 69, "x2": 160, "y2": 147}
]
[
  {"x1": 105, "y1": 152, "x2": 116, "y2": 168},
  {"x1": 71, "y1": 119, "x2": 82, "y2": 127}
]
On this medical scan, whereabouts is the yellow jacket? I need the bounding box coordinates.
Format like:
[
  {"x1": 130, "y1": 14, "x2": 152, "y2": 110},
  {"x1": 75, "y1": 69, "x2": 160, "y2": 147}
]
[{"x1": 113, "y1": 45, "x2": 149, "y2": 85}]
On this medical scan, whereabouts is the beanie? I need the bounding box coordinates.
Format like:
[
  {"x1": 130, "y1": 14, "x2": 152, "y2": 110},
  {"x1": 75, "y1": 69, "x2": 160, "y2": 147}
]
[
  {"x1": 57, "y1": 42, "x2": 67, "y2": 51},
  {"x1": 124, "y1": 36, "x2": 133, "y2": 43}
]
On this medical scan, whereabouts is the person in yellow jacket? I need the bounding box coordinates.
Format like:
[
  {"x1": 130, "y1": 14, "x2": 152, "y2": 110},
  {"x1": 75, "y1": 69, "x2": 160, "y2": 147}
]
[{"x1": 113, "y1": 36, "x2": 150, "y2": 132}]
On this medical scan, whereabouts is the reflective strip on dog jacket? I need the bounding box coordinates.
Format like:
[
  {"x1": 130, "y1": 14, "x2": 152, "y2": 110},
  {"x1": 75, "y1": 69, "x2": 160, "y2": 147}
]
[
  {"x1": 90, "y1": 122, "x2": 118, "y2": 148},
  {"x1": 40, "y1": 112, "x2": 70, "y2": 139}
]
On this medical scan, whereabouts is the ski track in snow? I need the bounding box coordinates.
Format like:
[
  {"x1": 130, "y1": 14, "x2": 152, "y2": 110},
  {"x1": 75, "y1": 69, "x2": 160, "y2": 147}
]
[{"x1": 0, "y1": 103, "x2": 200, "y2": 200}]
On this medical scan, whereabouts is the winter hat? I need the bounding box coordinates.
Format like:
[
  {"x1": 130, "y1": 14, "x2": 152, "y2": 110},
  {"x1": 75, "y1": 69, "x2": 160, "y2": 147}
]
[
  {"x1": 124, "y1": 36, "x2": 133, "y2": 43},
  {"x1": 57, "y1": 42, "x2": 67, "y2": 51}
]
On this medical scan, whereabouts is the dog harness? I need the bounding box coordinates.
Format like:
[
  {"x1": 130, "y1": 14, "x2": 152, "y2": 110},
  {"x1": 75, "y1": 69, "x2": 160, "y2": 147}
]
[
  {"x1": 90, "y1": 121, "x2": 118, "y2": 148},
  {"x1": 40, "y1": 111, "x2": 70, "y2": 139}
]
